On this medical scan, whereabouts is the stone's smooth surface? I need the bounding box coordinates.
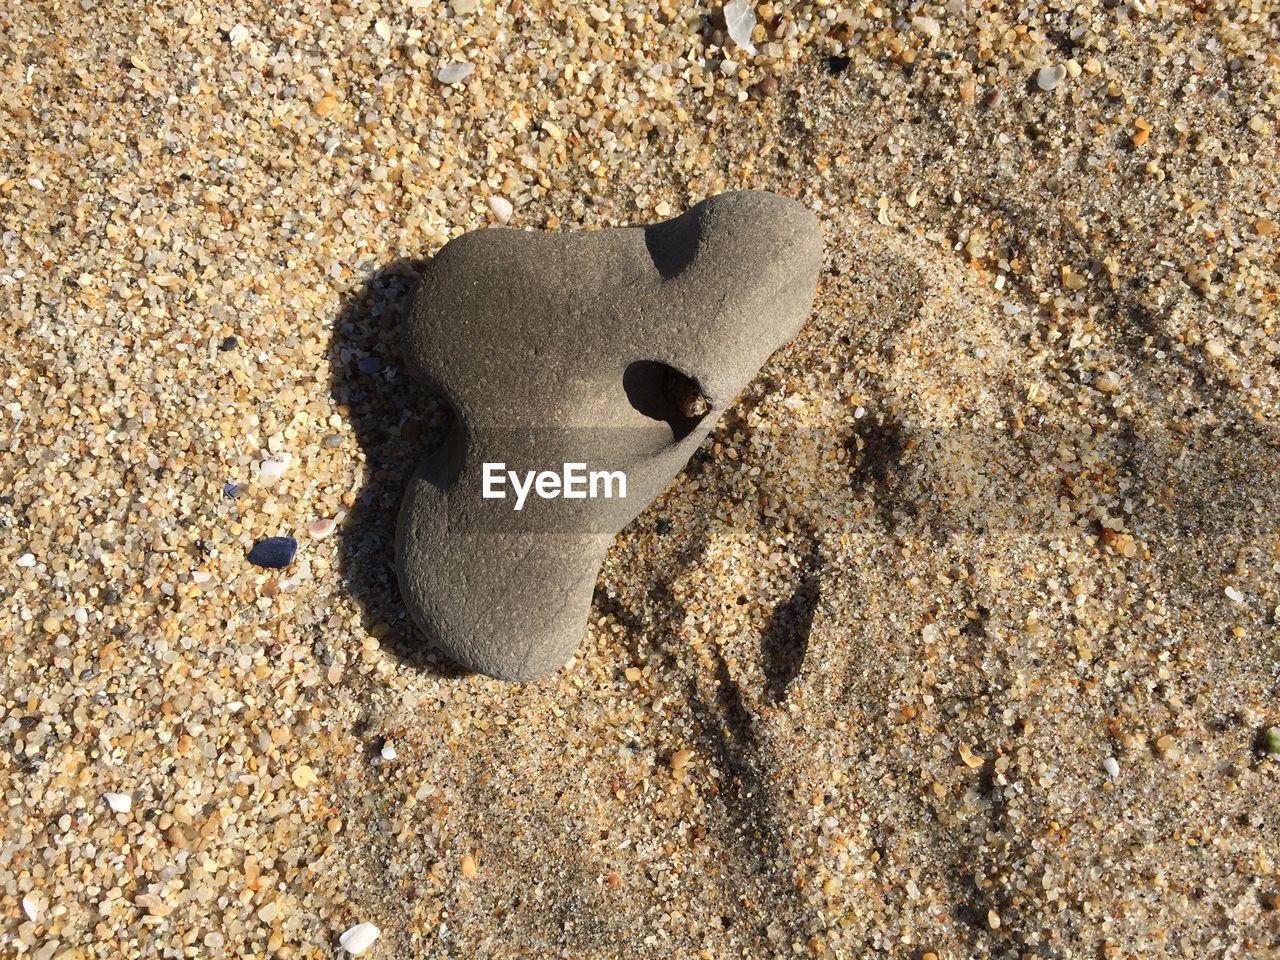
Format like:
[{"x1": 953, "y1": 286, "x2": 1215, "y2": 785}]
[
  {"x1": 248, "y1": 536, "x2": 299, "y2": 569},
  {"x1": 396, "y1": 191, "x2": 823, "y2": 680}
]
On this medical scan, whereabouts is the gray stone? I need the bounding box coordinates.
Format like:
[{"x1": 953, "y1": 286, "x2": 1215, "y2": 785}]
[{"x1": 395, "y1": 190, "x2": 823, "y2": 680}]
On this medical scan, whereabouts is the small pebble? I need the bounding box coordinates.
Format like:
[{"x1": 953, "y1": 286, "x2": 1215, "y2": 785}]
[
  {"x1": 223, "y1": 482, "x2": 244, "y2": 499},
  {"x1": 1103, "y1": 756, "x2": 1120, "y2": 777},
  {"x1": 358, "y1": 356, "x2": 382, "y2": 374},
  {"x1": 912, "y1": 15, "x2": 940, "y2": 41},
  {"x1": 104, "y1": 792, "x2": 132, "y2": 813},
  {"x1": 315, "y1": 92, "x2": 339, "y2": 117},
  {"x1": 461, "y1": 854, "x2": 478, "y2": 878},
  {"x1": 1224, "y1": 585, "x2": 1244, "y2": 603},
  {"x1": 291, "y1": 764, "x2": 318, "y2": 788},
  {"x1": 218, "y1": 335, "x2": 238, "y2": 351},
  {"x1": 1262, "y1": 727, "x2": 1280, "y2": 756},
  {"x1": 752, "y1": 74, "x2": 779, "y2": 99},
  {"x1": 15, "y1": 553, "x2": 35, "y2": 568},
  {"x1": 957, "y1": 743, "x2": 984, "y2": 769},
  {"x1": 380, "y1": 742, "x2": 397, "y2": 761},
  {"x1": 248, "y1": 536, "x2": 299, "y2": 569},
  {"x1": 1096, "y1": 373, "x2": 1121, "y2": 394},
  {"x1": 339, "y1": 922, "x2": 381, "y2": 956},
  {"x1": 323, "y1": 433, "x2": 344, "y2": 448}
]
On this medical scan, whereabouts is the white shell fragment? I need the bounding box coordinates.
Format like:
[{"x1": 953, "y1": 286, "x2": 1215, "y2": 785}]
[
  {"x1": 339, "y1": 922, "x2": 381, "y2": 955},
  {"x1": 22, "y1": 892, "x2": 44, "y2": 922},
  {"x1": 15, "y1": 553, "x2": 35, "y2": 567},
  {"x1": 104, "y1": 792, "x2": 132, "y2": 813},
  {"x1": 1103, "y1": 756, "x2": 1120, "y2": 778},
  {"x1": 380, "y1": 742, "x2": 397, "y2": 761},
  {"x1": 1036, "y1": 64, "x2": 1067, "y2": 91},
  {"x1": 487, "y1": 195, "x2": 513, "y2": 224},
  {"x1": 436, "y1": 62, "x2": 475, "y2": 85},
  {"x1": 258, "y1": 453, "x2": 291, "y2": 484},
  {"x1": 724, "y1": 0, "x2": 757, "y2": 57},
  {"x1": 912, "y1": 15, "x2": 940, "y2": 41}
]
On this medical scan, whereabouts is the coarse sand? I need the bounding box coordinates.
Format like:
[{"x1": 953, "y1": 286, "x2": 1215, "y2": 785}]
[{"x1": 2, "y1": 2, "x2": 1278, "y2": 958}]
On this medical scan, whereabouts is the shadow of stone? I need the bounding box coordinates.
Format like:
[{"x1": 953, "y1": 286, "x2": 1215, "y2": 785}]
[
  {"x1": 761, "y1": 537, "x2": 822, "y2": 704},
  {"x1": 597, "y1": 511, "x2": 819, "y2": 949},
  {"x1": 327, "y1": 258, "x2": 471, "y2": 677}
]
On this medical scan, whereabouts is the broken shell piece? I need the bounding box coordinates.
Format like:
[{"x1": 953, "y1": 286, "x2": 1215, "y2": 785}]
[
  {"x1": 339, "y1": 922, "x2": 381, "y2": 955},
  {"x1": 309, "y1": 518, "x2": 338, "y2": 539},
  {"x1": 257, "y1": 454, "x2": 291, "y2": 484},
  {"x1": 724, "y1": 0, "x2": 758, "y2": 56},
  {"x1": 487, "y1": 195, "x2": 513, "y2": 224}
]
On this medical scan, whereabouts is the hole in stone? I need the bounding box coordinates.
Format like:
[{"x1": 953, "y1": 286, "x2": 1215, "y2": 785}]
[{"x1": 623, "y1": 360, "x2": 707, "y2": 442}]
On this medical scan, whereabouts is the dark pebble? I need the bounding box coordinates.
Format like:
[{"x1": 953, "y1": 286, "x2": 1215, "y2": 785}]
[
  {"x1": 358, "y1": 356, "x2": 383, "y2": 374},
  {"x1": 825, "y1": 55, "x2": 851, "y2": 75},
  {"x1": 752, "y1": 75, "x2": 779, "y2": 99},
  {"x1": 219, "y1": 336, "x2": 238, "y2": 351},
  {"x1": 248, "y1": 536, "x2": 298, "y2": 569},
  {"x1": 224, "y1": 482, "x2": 244, "y2": 499}
]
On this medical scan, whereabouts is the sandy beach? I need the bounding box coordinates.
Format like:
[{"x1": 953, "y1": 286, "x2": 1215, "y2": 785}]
[{"x1": 2, "y1": 1, "x2": 1278, "y2": 957}]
